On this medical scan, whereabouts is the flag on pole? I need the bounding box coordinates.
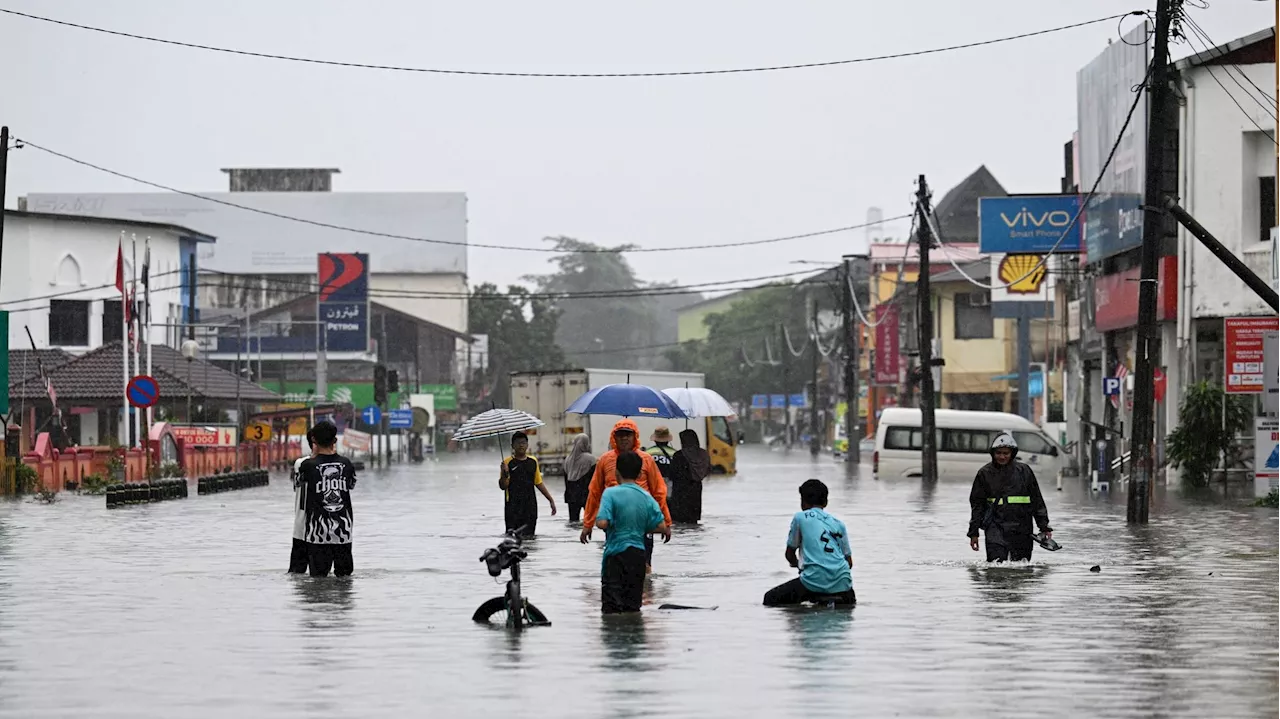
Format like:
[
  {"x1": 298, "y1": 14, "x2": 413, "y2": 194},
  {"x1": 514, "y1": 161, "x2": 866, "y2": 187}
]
[
  {"x1": 1110, "y1": 362, "x2": 1129, "y2": 409},
  {"x1": 141, "y1": 241, "x2": 151, "y2": 327}
]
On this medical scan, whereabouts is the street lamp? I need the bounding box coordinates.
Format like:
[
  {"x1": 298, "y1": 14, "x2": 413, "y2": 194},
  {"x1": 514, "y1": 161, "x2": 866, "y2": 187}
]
[{"x1": 181, "y1": 339, "x2": 199, "y2": 423}]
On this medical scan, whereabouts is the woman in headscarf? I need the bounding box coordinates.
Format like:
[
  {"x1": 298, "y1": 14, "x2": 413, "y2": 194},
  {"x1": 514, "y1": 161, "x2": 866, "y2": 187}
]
[
  {"x1": 670, "y1": 429, "x2": 711, "y2": 524},
  {"x1": 562, "y1": 433, "x2": 595, "y2": 523}
]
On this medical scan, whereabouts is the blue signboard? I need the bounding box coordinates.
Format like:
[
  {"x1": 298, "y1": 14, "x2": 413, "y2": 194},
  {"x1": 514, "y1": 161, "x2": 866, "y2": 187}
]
[
  {"x1": 754, "y1": 394, "x2": 809, "y2": 409},
  {"x1": 979, "y1": 195, "x2": 1082, "y2": 254},
  {"x1": 1084, "y1": 193, "x2": 1144, "y2": 264},
  {"x1": 1102, "y1": 377, "x2": 1121, "y2": 397},
  {"x1": 388, "y1": 409, "x2": 413, "y2": 429},
  {"x1": 320, "y1": 302, "x2": 369, "y2": 352},
  {"x1": 361, "y1": 405, "x2": 382, "y2": 425},
  {"x1": 751, "y1": 394, "x2": 769, "y2": 409}
]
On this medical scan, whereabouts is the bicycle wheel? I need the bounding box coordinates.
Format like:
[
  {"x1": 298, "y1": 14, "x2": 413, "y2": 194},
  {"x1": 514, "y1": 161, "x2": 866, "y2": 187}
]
[
  {"x1": 472, "y1": 596, "x2": 510, "y2": 624},
  {"x1": 524, "y1": 601, "x2": 551, "y2": 626}
]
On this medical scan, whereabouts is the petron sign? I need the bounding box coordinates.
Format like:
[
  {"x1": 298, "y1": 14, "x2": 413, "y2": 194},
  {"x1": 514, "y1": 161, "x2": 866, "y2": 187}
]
[
  {"x1": 317, "y1": 253, "x2": 370, "y2": 353},
  {"x1": 978, "y1": 195, "x2": 1083, "y2": 254}
]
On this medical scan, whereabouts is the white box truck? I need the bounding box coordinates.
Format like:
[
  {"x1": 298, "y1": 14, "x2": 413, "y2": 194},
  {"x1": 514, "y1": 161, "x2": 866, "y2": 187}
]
[{"x1": 509, "y1": 368, "x2": 737, "y2": 476}]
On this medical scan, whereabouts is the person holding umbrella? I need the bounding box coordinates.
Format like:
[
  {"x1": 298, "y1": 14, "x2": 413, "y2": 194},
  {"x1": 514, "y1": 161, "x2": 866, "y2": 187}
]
[
  {"x1": 579, "y1": 420, "x2": 672, "y2": 574},
  {"x1": 500, "y1": 431, "x2": 557, "y2": 538}
]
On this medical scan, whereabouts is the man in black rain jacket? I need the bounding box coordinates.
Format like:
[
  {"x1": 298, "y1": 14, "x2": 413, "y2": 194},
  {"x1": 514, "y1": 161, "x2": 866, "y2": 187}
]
[{"x1": 967, "y1": 432, "x2": 1052, "y2": 562}]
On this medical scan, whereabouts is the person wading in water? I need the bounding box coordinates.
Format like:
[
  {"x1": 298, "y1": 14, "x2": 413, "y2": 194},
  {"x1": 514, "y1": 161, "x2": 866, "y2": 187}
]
[
  {"x1": 580, "y1": 419, "x2": 671, "y2": 574},
  {"x1": 670, "y1": 429, "x2": 711, "y2": 524},
  {"x1": 967, "y1": 432, "x2": 1052, "y2": 563},
  {"x1": 499, "y1": 431, "x2": 557, "y2": 538},
  {"x1": 563, "y1": 433, "x2": 595, "y2": 523}
]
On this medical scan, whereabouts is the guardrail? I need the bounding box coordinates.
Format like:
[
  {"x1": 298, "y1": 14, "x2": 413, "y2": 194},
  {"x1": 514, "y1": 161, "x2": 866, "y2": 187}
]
[
  {"x1": 105, "y1": 479, "x2": 189, "y2": 508},
  {"x1": 196, "y1": 469, "x2": 270, "y2": 495}
]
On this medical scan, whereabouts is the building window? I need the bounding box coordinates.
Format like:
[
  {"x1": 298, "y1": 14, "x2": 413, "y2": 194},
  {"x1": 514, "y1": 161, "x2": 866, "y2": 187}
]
[
  {"x1": 1260, "y1": 175, "x2": 1276, "y2": 242},
  {"x1": 953, "y1": 292, "x2": 993, "y2": 340},
  {"x1": 103, "y1": 300, "x2": 124, "y2": 345},
  {"x1": 49, "y1": 300, "x2": 89, "y2": 346}
]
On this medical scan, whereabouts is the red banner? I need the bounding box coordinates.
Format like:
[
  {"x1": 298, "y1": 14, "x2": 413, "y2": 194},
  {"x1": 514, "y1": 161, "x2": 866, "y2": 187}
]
[
  {"x1": 1225, "y1": 316, "x2": 1278, "y2": 394},
  {"x1": 170, "y1": 426, "x2": 237, "y2": 447},
  {"x1": 874, "y1": 304, "x2": 900, "y2": 386},
  {"x1": 1093, "y1": 256, "x2": 1178, "y2": 332}
]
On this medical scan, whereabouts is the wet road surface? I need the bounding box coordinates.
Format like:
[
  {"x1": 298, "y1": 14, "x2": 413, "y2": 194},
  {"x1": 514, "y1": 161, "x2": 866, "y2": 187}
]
[{"x1": 0, "y1": 446, "x2": 1275, "y2": 718}]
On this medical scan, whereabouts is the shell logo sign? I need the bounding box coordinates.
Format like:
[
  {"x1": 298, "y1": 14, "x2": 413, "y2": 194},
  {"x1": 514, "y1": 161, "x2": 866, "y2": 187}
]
[{"x1": 997, "y1": 254, "x2": 1048, "y2": 294}]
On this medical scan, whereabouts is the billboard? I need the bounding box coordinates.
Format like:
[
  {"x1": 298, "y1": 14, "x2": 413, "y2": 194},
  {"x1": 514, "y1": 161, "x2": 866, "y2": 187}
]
[
  {"x1": 1224, "y1": 316, "x2": 1278, "y2": 394},
  {"x1": 23, "y1": 192, "x2": 467, "y2": 275},
  {"x1": 1093, "y1": 257, "x2": 1178, "y2": 332},
  {"x1": 1077, "y1": 25, "x2": 1148, "y2": 264},
  {"x1": 978, "y1": 195, "x2": 1083, "y2": 254},
  {"x1": 873, "y1": 304, "x2": 900, "y2": 386},
  {"x1": 990, "y1": 254, "x2": 1053, "y2": 304},
  {"x1": 318, "y1": 253, "x2": 369, "y2": 353}
]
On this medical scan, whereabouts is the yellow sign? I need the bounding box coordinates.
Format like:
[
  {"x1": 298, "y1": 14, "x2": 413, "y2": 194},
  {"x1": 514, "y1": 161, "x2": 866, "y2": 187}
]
[
  {"x1": 245, "y1": 422, "x2": 272, "y2": 442},
  {"x1": 998, "y1": 254, "x2": 1048, "y2": 294}
]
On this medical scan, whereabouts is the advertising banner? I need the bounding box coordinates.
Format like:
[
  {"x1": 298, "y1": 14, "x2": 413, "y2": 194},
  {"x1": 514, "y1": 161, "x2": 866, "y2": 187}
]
[
  {"x1": 1224, "y1": 316, "x2": 1279, "y2": 394},
  {"x1": 1254, "y1": 417, "x2": 1278, "y2": 496},
  {"x1": 1093, "y1": 257, "x2": 1178, "y2": 332},
  {"x1": 874, "y1": 304, "x2": 900, "y2": 386},
  {"x1": 990, "y1": 254, "x2": 1053, "y2": 304},
  {"x1": 978, "y1": 195, "x2": 1082, "y2": 254},
  {"x1": 318, "y1": 253, "x2": 370, "y2": 353},
  {"x1": 342, "y1": 428, "x2": 372, "y2": 453},
  {"x1": 170, "y1": 425, "x2": 238, "y2": 447},
  {"x1": 1077, "y1": 25, "x2": 1148, "y2": 264}
]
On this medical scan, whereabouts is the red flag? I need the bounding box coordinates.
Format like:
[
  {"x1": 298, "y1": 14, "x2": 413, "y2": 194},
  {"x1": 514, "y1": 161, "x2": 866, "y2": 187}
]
[{"x1": 115, "y1": 240, "x2": 125, "y2": 294}]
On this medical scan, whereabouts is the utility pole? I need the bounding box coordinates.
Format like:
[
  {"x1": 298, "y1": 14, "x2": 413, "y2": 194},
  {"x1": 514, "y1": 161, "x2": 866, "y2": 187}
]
[
  {"x1": 915, "y1": 176, "x2": 939, "y2": 483},
  {"x1": 781, "y1": 324, "x2": 792, "y2": 449},
  {"x1": 0, "y1": 126, "x2": 8, "y2": 293},
  {"x1": 842, "y1": 257, "x2": 860, "y2": 464},
  {"x1": 809, "y1": 296, "x2": 820, "y2": 456},
  {"x1": 1129, "y1": 0, "x2": 1177, "y2": 525}
]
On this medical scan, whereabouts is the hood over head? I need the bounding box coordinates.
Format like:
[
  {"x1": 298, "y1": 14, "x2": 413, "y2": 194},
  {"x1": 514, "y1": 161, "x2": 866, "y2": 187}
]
[{"x1": 609, "y1": 419, "x2": 641, "y2": 451}]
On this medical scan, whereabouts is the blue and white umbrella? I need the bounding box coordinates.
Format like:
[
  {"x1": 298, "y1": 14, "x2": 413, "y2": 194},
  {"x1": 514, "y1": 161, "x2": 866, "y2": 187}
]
[
  {"x1": 565, "y1": 384, "x2": 688, "y2": 419},
  {"x1": 452, "y1": 408, "x2": 545, "y2": 442}
]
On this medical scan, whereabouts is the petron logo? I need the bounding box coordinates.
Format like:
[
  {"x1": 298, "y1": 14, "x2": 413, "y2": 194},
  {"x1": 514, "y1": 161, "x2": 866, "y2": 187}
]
[
  {"x1": 997, "y1": 254, "x2": 1048, "y2": 294},
  {"x1": 318, "y1": 253, "x2": 369, "y2": 302}
]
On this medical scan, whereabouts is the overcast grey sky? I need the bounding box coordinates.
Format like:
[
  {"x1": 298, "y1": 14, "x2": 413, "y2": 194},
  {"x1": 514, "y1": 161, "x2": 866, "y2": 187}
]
[{"x1": 2, "y1": 1, "x2": 1273, "y2": 293}]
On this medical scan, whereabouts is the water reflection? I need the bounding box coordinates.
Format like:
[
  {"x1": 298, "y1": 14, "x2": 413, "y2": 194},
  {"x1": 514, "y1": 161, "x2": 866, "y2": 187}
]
[
  {"x1": 966, "y1": 564, "x2": 1045, "y2": 605},
  {"x1": 599, "y1": 613, "x2": 650, "y2": 670},
  {"x1": 292, "y1": 577, "x2": 356, "y2": 632}
]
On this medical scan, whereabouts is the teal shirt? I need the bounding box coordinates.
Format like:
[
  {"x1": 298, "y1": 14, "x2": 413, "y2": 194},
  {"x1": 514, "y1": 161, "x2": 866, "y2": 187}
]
[
  {"x1": 787, "y1": 508, "x2": 853, "y2": 594},
  {"x1": 597, "y1": 483, "x2": 665, "y2": 567}
]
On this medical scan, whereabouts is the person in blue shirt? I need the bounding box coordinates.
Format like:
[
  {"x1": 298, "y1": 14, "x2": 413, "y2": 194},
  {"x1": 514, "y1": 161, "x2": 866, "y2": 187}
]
[
  {"x1": 595, "y1": 451, "x2": 670, "y2": 614},
  {"x1": 763, "y1": 479, "x2": 856, "y2": 606}
]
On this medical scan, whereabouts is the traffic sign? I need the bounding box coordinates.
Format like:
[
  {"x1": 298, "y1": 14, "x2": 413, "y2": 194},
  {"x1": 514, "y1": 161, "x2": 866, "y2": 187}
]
[
  {"x1": 388, "y1": 409, "x2": 414, "y2": 429},
  {"x1": 245, "y1": 422, "x2": 272, "y2": 442},
  {"x1": 361, "y1": 405, "x2": 383, "y2": 425},
  {"x1": 1102, "y1": 377, "x2": 1121, "y2": 397},
  {"x1": 127, "y1": 375, "x2": 160, "y2": 408}
]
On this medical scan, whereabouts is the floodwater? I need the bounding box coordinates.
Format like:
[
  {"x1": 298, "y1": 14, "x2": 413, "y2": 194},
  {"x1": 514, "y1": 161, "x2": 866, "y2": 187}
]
[{"x1": 0, "y1": 446, "x2": 1275, "y2": 718}]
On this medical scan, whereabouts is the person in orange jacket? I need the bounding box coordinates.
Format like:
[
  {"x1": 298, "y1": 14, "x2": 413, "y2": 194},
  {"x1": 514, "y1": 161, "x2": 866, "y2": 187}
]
[{"x1": 579, "y1": 419, "x2": 672, "y2": 572}]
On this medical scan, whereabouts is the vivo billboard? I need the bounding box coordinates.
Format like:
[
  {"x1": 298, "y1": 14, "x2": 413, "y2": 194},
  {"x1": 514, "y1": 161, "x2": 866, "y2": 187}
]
[
  {"x1": 979, "y1": 195, "x2": 1082, "y2": 254},
  {"x1": 1076, "y1": 25, "x2": 1148, "y2": 264}
]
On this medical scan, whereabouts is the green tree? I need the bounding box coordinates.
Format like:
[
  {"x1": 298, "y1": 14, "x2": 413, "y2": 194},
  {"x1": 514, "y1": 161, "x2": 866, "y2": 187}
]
[
  {"x1": 1166, "y1": 381, "x2": 1253, "y2": 487},
  {"x1": 467, "y1": 283, "x2": 566, "y2": 407}
]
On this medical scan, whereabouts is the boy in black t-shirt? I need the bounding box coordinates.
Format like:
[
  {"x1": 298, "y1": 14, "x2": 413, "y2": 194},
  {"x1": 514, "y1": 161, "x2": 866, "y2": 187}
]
[
  {"x1": 499, "y1": 431, "x2": 557, "y2": 538},
  {"x1": 297, "y1": 421, "x2": 358, "y2": 577}
]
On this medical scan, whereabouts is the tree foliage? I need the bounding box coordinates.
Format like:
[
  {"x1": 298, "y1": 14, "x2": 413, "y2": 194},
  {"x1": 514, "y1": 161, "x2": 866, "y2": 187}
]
[
  {"x1": 1166, "y1": 381, "x2": 1253, "y2": 487},
  {"x1": 467, "y1": 283, "x2": 566, "y2": 407}
]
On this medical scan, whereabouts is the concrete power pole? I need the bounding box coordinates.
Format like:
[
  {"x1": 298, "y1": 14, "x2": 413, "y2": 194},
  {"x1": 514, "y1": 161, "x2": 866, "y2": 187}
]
[
  {"x1": 915, "y1": 176, "x2": 939, "y2": 483},
  {"x1": 843, "y1": 258, "x2": 860, "y2": 464},
  {"x1": 1129, "y1": 0, "x2": 1178, "y2": 525},
  {"x1": 809, "y1": 296, "x2": 820, "y2": 456}
]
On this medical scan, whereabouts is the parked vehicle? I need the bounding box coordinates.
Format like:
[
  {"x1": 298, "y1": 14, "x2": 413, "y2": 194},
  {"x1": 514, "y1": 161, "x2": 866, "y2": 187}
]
[
  {"x1": 508, "y1": 368, "x2": 737, "y2": 476},
  {"x1": 873, "y1": 408, "x2": 1065, "y2": 479}
]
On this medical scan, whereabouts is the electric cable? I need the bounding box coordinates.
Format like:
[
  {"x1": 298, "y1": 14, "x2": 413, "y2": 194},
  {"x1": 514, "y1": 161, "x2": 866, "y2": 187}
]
[{"x1": 0, "y1": 8, "x2": 1138, "y2": 79}]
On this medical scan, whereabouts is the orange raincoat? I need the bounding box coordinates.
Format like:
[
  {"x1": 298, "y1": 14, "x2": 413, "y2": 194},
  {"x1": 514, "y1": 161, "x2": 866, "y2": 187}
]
[{"x1": 581, "y1": 418, "x2": 672, "y2": 527}]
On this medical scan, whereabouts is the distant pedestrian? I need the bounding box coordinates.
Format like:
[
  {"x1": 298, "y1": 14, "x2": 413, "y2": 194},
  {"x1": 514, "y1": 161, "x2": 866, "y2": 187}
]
[
  {"x1": 967, "y1": 432, "x2": 1051, "y2": 563},
  {"x1": 288, "y1": 428, "x2": 316, "y2": 574},
  {"x1": 500, "y1": 432, "x2": 557, "y2": 538},
  {"x1": 646, "y1": 426, "x2": 677, "y2": 490},
  {"x1": 297, "y1": 421, "x2": 358, "y2": 578},
  {"x1": 596, "y1": 451, "x2": 669, "y2": 614},
  {"x1": 670, "y1": 429, "x2": 711, "y2": 523},
  {"x1": 563, "y1": 433, "x2": 595, "y2": 523},
  {"x1": 763, "y1": 479, "x2": 855, "y2": 607},
  {"x1": 580, "y1": 419, "x2": 671, "y2": 575}
]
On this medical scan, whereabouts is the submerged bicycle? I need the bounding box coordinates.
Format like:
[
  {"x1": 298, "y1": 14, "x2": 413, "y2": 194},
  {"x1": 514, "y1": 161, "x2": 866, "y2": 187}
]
[{"x1": 471, "y1": 525, "x2": 551, "y2": 629}]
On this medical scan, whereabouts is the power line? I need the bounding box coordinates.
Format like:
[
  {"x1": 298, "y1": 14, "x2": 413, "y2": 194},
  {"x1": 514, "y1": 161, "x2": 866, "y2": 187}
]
[
  {"x1": 0, "y1": 8, "x2": 1138, "y2": 79},
  {"x1": 1183, "y1": 14, "x2": 1276, "y2": 106},
  {"x1": 15, "y1": 137, "x2": 911, "y2": 255},
  {"x1": 1179, "y1": 20, "x2": 1278, "y2": 143},
  {"x1": 0, "y1": 268, "x2": 186, "y2": 308}
]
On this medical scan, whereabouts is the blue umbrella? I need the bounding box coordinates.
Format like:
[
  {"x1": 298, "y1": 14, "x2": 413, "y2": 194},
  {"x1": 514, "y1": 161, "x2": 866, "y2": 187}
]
[{"x1": 565, "y1": 384, "x2": 688, "y2": 419}]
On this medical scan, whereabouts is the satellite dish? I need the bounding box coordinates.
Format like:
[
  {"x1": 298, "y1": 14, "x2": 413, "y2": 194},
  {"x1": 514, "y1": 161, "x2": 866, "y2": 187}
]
[{"x1": 411, "y1": 407, "x2": 431, "y2": 433}]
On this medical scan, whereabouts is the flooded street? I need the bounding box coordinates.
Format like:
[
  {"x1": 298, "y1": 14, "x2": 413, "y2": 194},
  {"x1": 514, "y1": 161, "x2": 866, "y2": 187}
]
[{"x1": 0, "y1": 446, "x2": 1275, "y2": 718}]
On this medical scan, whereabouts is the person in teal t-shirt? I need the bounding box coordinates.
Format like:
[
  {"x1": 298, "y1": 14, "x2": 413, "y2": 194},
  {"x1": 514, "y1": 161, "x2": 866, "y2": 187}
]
[
  {"x1": 763, "y1": 479, "x2": 856, "y2": 606},
  {"x1": 595, "y1": 451, "x2": 670, "y2": 614}
]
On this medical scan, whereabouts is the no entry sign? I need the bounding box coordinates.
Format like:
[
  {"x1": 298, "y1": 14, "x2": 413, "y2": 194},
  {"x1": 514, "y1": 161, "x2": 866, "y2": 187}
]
[{"x1": 127, "y1": 375, "x2": 160, "y2": 408}]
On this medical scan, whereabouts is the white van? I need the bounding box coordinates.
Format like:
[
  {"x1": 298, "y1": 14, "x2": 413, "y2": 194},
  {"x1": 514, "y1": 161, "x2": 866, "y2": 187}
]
[{"x1": 873, "y1": 408, "x2": 1065, "y2": 479}]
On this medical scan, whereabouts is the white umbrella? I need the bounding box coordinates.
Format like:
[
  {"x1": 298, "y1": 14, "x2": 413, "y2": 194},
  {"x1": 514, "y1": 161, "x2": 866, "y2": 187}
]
[
  {"x1": 452, "y1": 408, "x2": 545, "y2": 442},
  {"x1": 662, "y1": 387, "x2": 736, "y2": 418}
]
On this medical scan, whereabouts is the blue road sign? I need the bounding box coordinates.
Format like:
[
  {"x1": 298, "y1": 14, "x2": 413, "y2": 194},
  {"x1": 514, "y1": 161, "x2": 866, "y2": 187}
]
[
  {"x1": 1102, "y1": 377, "x2": 1121, "y2": 397},
  {"x1": 127, "y1": 375, "x2": 159, "y2": 408},
  {"x1": 751, "y1": 394, "x2": 769, "y2": 409},
  {"x1": 388, "y1": 409, "x2": 413, "y2": 429},
  {"x1": 361, "y1": 405, "x2": 383, "y2": 425}
]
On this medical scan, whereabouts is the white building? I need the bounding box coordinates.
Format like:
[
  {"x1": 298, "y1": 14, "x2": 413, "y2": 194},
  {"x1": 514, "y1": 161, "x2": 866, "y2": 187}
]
[{"x1": 0, "y1": 210, "x2": 213, "y2": 353}]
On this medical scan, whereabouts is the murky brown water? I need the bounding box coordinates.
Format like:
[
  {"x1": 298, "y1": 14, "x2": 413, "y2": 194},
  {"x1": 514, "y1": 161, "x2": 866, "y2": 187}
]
[{"x1": 0, "y1": 446, "x2": 1275, "y2": 718}]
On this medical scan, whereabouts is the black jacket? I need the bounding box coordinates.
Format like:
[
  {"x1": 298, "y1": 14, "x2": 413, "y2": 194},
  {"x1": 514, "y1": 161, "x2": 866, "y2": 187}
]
[{"x1": 966, "y1": 460, "x2": 1051, "y2": 539}]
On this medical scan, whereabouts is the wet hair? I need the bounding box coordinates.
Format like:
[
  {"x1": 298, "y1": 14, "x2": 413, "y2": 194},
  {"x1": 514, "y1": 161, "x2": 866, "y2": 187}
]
[
  {"x1": 616, "y1": 451, "x2": 643, "y2": 481},
  {"x1": 799, "y1": 479, "x2": 828, "y2": 508},
  {"x1": 511, "y1": 431, "x2": 528, "y2": 445},
  {"x1": 310, "y1": 420, "x2": 338, "y2": 448}
]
